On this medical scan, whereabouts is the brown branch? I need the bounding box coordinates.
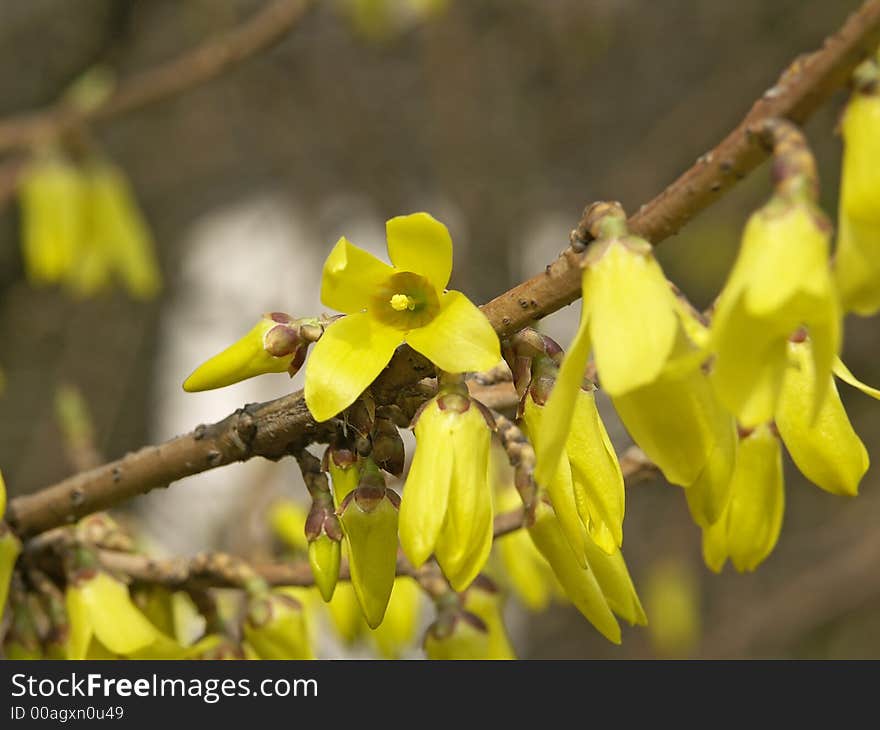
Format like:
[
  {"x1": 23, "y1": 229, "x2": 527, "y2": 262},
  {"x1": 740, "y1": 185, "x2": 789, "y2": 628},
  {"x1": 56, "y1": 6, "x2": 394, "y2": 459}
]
[
  {"x1": 6, "y1": 0, "x2": 879, "y2": 538},
  {"x1": 0, "y1": 0, "x2": 312, "y2": 153}
]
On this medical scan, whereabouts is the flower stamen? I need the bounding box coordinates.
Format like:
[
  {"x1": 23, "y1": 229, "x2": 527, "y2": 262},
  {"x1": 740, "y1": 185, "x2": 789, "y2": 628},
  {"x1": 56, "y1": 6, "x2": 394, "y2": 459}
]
[{"x1": 390, "y1": 294, "x2": 416, "y2": 312}]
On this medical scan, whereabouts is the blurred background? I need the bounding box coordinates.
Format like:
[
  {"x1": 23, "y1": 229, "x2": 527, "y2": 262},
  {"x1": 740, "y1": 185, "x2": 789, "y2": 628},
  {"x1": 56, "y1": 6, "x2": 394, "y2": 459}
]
[{"x1": 0, "y1": 0, "x2": 877, "y2": 659}]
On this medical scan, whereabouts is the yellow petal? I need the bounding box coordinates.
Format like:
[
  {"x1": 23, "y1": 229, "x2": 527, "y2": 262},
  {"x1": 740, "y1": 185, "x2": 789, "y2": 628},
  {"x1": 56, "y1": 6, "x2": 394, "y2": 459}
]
[
  {"x1": 588, "y1": 241, "x2": 679, "y2": 397},
  {"x1": 710, "y1": 297, "x2": 788, "y2": 428},
  {"x1": 566, "y1": 388, "x2": 625, "y2": 550},
  {"x1": 399, "y1": 402, "x2": 455, "y2": 567},
  {"x1": 495, "y1": 528, "x2": 553, "y2": 612},
  {"x1": 725, "y1": 425, "x2": 785, "y2": 572},
  {"x1": 321, "y1": 236, "x2": 395, "y2": 314},
  {"x1": 524, "y1": 398, "x2": 587, "y2": 566},
  {"x1": 840, "y1": 91, "x2": 880, "y2": 223},
  {"x1": 0, "y1": 528, "x2": 21, "y2": 619},
  {"x1": 244, "y1": 592, "x2": 313, "y2": 660},
  {"x1": 183, "y1": 318, "x2": 296, "y2": 392},
  {"x1": 304, "y1": 312, "x2": 402, "y2": 422},
  {"x1": 777, "y1": 341, "x2": 868, "y2": 496},
  {"x1": 0, "y1": 468, "x2": 6, "y2": 518},
  {"x1": 835, "y1": 212, "x2": 880, "y2": 315},
  {"x1": 340, "y1": 489, "x2": 400, "y2": 629},
  {"x1": 385, "y1": 212, "x2": 453, "y2": 293},
  {"x1": 327, "y1": 580, "x2": 366, "y2": 644},
  {"x1": 684, "y1": 418, "x2": 737, "y2": 528},
  {"x1": 86, "y1": 163, "x2": 161, "y2": 300},
  {"x1": 701, "y1": 516, "x2": 729, "y2": 574},
  {"x1": 834, "y1": 357, "x2": 880, "y2": 400},
  {"x1": 582, "y1": 536, "x2": 647, "y2": 626},
  {"x1": 613, "y1": 356, "x2": 733, "y2": 487},
  {"x1": 405, "y1": 290, "x2": 501, "y2": 373},
  {"x1": 527, "y1": 502, "x2": 621, "y2": 643},
  {"x1": 435, "y1": 408, "x2": 494, "y2": 590},
  {"x1": 370, "y1": 576, "x2": 422, "y2": 659},
  {"x1": 534, "y1": 295, "x2": 592, "y2": 489},
  {"x1": 69, "y1": 572, "x2": 164, "y2": 657}
]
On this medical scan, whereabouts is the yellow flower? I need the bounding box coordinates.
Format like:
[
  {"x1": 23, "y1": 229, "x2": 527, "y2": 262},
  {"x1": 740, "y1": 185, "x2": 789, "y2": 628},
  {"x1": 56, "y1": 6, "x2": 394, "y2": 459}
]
[
  {"x1": 399, "y1": 381, "x2": 494, "y2": 591},
  {"x1": 327, "y1": 579, "x2": 366, "y2": 644},
  {"x1": 308, "y1": 534, "x2": 342, "y2": 603},
  {"x1": 370, "y1": 576, "x2": 422, "y2": 659},
  {"x1": 243, "y1": 590, "x2": 314, "y2": 660},
  {"x1": 776, "y1": 338, "x2": 868, "y2": 496},
  {"x1": 527, "y1": 500, "x2": 645, "y2": 643},
  {"x1": 710, "y1": 148, "x2": 839, "y2": 427},
  {"x1": 702, "y1": 424, "x2": 784, "y2": 573},
  {"x1": 0, "y1": 467, "x2": 6, "y2": 520},
  {"x1": 268, "y1": 498, "x2": 310, "y2": 553},
  {"x1": 304, "y1": 212, "x2": 501, "y2": 422},
  {"x1": 338, "y1": 466, "x2": 400, "y2": 628},
  {"x1": 66, "y1": 569, "x2": 180, "y2": 659},
  {"x1": 835, "y1": 60, "x2": 880, "y2": 315},
  {"x1": 326, "y1": 444, "x2": 360, "y2": 504},
  {"x1": 184, "y1": 313, "x2": 316, "y2": 392},
  {"x1": 18, "y1": 155, "x2": 84, "y2": 286},
  {"x1": 534, "y1": 206, "x2": 685, "y2": 495},
  {"x1": 525, "y1": 384, "x2": 624, "y2": 558}
]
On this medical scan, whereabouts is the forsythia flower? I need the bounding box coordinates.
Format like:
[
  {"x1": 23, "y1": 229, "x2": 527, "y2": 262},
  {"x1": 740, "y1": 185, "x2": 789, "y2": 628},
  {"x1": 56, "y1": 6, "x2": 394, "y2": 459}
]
[
  {"x1": 243, "y1": 590, "x2": 314, "y2": 660},
  {"x1": 535, "y1": 204, "x2": 685, "y2": 492},
  {"x1": 834, "y1": 57, "x2": 880, "y2": 315},
  {"x1": 184, "y1": 313, "x2": 317, "y2": 392},
  {"x1": 66, "y1": 568, "x2": 181, "y2": 659},
  {"x1": 338, "y1": 465, "x2": 400, "y2": 628},
  {"x1": 327, "y1": 579, "x2": 366, "y2": 645},
  {"x1": 304, "y1": 212, "x2": 501, "y2": 422},
  {"x1": 524, "y1": 380, "x2": 624, "y2": 557},
  {"x1": 399, "y1": 377, "x2": 494, "y2": 591},
  {"x1": 775, "y1": 337, "x2": 868, "y2": 496},
  {"x1": 527, "y1": 500, "x2": 645, "y2": 643},
  {"x1": 710, "y1": 123, "x2": 839, "y2": 427},
  {"x1": 702, "y1": 424, "x2": 784, "y2": 572}
]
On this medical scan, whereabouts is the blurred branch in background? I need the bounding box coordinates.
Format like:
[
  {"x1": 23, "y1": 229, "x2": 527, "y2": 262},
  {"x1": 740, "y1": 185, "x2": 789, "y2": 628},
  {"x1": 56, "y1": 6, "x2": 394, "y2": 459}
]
[
  {"x1": 0, "y1": 0, "x2": 312, "y2": 157},
  {"x1": 6, "y1": 0, "x2": 880, "y2": 540}
]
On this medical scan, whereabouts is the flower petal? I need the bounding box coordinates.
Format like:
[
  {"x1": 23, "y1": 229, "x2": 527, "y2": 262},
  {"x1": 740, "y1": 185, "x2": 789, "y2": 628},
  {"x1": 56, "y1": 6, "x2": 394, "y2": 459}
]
[
  {"x1": 582, "y1": 537, "x2": 647, "y2": 626},
  {"x1": 321, "y1": 236, "x2": 394, "y2": 314},
  {"x1": 399, "y1": 403, "x2": 456, "y2": 567},
  {"x1": 777, "y1": 342, "x2": 868, "y2": 497},
  {"x1": 405, "y1": 290, "x2": 501, "y2": 373},
  {"x1": 834, "y1": 357, "x2": 880, "y2": 400},
  {"x1": 534, "y1": 294, "x2": 592, "y2": 489},
  {"x1": 305, "y1": 313, "x2": 402, "y2": 422},
  {"x1": 386, "y1": 212, "x2": 453, "y2": 292},
  {"x1": 588, "y1": 242, "x2": 679, "y2": 397}
]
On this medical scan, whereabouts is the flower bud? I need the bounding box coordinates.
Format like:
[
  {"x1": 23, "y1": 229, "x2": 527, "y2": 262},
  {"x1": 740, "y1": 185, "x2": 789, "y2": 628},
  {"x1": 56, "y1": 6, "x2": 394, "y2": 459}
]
[
  {"x1": 702, "y1": 424, "x2": 784, "y2": 572},
  {"x1": 268, "y1": 499, "x2": 310, "y2": 553},
  {"x1": 183, "y1": 313, "x2": 315, "y2": 392},
  {"x1": 326, "y1": 445, "x2": 360, "y2": 504},
  {"x1": 835, "y1": 69, "x2": 880, "y2": 315},
  {"x1": 776, "y1": 339, "x2": 868, "y2": 496},
  {"x1": 244, "y1": 590, "x2": 314, "y2": 660},
  {"x1": 308, "y1": 533, "x2": 342, "y2": 603},
  {"x1": 18, "y1": 155, "x2": 84, "y2": 286},
  {"x1": 400, "y1": 389, "x2": 493, "y2": 591},
  {"x1": 83, "y1": 162, "x2": 161, "y2": 300},
  {"x1": 327, "y1": 579, "x2": 366, "y2": 644},
  {"x1": 0, "y1": 524, "x2": 18, "y2": 618},
  {"x1": 339, "y1": 476, "x2": 400, "y2": 629}
]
